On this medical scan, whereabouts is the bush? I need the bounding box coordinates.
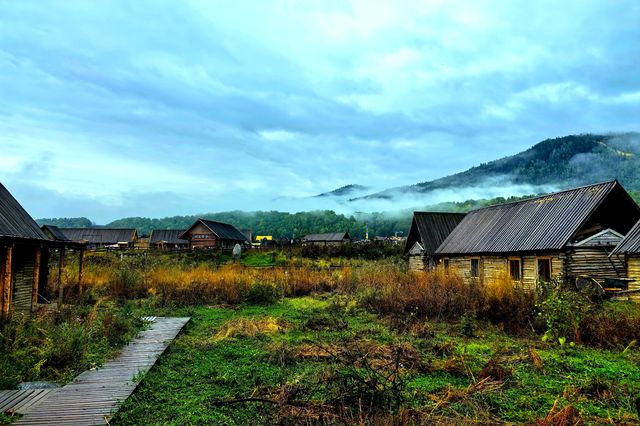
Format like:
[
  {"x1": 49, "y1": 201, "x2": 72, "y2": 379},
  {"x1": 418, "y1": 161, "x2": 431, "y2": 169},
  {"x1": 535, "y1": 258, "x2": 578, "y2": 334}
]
[{"x1": 242, "y1": 281, "x2": 284, "y2": 305}]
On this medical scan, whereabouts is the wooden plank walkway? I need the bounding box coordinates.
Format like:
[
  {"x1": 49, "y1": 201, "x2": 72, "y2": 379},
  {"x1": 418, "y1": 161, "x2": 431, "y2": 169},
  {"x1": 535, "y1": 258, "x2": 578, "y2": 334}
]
[
  {"x1": 12, "y1": 317, "x2": 190, "y2": 426},
  {"x1": 0, "y1": 389, "x2": 57, "y2": 415}
]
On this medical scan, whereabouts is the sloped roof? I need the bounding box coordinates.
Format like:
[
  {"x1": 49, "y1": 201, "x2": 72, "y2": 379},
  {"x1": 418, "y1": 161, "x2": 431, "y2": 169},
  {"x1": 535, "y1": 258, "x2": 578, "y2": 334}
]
[
  {"x1": 180, "y1": 219, "x2": 248, "y2": 242},
  {"x1": 150, "y1": 229, "x2": 188, "y2": 245},
  {"x1": 611, "y1": 219, "x2": 640, "y2": 255},
  {"x1": 303, "y1": 232, "x2": 351, "y2": 242},
  {"x1": 41, "y1": 224, "x2": 71, "y2": 241},
  {"x1": 436, "y1": 181, "x2": 640, "y2": 255},
  {"x1": 60, "y1": 228, "x2": 137, "y2": 244},
  {"x1": 0, "y1": 183, "x2": 49, "y2": 241},
  {"x1": 403, "y1": 212, "x2": 466, "y2": 255}
]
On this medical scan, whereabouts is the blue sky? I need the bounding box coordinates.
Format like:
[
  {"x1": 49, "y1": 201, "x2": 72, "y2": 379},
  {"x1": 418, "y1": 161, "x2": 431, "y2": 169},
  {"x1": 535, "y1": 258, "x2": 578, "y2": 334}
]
[{"x1": 1, "y1": 0, "x2": 639, "y2": 223}]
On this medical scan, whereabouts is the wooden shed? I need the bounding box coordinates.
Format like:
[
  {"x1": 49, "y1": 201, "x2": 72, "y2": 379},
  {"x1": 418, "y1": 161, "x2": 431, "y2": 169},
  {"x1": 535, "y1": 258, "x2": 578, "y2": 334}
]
[
  {"x1": 404, "y1": 212, "x2": 466, "y2": 271},
  {"x1": 302, "y1": 232, "x2": 351, "y2": 246},
  {"x1": 60, "y1": 228, "x2": 138, "y2": 250},
  {"x1": 610, "y1": 219, "x2": 640, "y2": 298},
  {"x1": 149, "y1": 229, "x2": 189, "y2": 250},
  {"x1": 0, "y1": 184, "x2": 55, "y2": 320},
  {"x1": 179, "y1": 219, "x2": 248, "y2": 249},
  {"x1": 434, "y1": 181, "x2": 640, "y2": 289}
]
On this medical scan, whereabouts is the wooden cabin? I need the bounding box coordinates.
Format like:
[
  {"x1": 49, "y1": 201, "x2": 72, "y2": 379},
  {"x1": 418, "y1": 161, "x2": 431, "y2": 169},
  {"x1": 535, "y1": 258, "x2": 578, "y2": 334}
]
[
  {"x1": 149, "y1": 229, "x2": 188, "y2": 250},
  {"x1": 60, "y1": 228, "x2": 138, "y2": 250},
  {"x1": 179, "y1": 219, "x2": 248, "y2": 249},
  {"x1": 610, "y1": 219, "x2": 640, "y2": 299},
  {"x1": 404, "y1": 212, "x2": 466, "y2": 271},
  {"x1": 0, "y1": 184, "x2": 56, "y2": 320},
  {"x1": 302, "y1": 232, "x2": 351, "y2": 246},
  {"x1": 434, "y1": 181, "x2": 640, "y2": 289}
]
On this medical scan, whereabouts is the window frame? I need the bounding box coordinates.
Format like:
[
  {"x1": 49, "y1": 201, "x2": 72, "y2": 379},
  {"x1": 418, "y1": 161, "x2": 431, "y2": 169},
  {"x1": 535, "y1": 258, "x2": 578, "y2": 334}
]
[
  {"x1": 508, "y1": 257, "x2": 522, "y2": 281},
  {"x1": 537, "y1": 257, "x2": 552, "y2": 283},
  {"x1": 470, "y1": 257, "x2": 480, "y2": 278}
]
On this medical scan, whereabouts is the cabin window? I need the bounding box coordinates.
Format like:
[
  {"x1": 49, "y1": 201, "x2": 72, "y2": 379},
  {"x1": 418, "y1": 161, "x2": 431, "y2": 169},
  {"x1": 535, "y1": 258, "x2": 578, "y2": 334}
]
[
  {"x1": 537, "y1": 258, "x2": 551, "y2": 282},
  {"x1": 509, "y1": 259, "x2": 521, "y2": 281},
  {"x1": 443, "y1": 258, "x2": 449, "y2": 272},
  {"x1": 470, "y1": 259, "x2": 479, "y2": 278}
]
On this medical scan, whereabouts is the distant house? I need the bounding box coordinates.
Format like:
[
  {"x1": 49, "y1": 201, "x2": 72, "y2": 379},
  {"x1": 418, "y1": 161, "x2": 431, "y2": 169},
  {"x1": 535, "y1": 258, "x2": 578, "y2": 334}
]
[
  {"x1": 252, "y1": 235, "x2": 279, "y2": 249},
  {"x1": 41, "y1": 224, "x2": 71, "y2": 242},
  {"x1": 404, "y1": 212, "x2": 466, "y2": 271},
  {"x1": 1, "y1": 184, "x2": 61, "y2": 319},
  {"x1": 60, "y1": 228, "x2": 138, "y2": 250},
  {"x1": 179, "y1": 219, "x2": 249, "y2": 249},
  {"x1": 149, "y1": 229, "x2": 188, "y2": 250},
  {"x1": 434, "y1": 181, "x2": 640, "y2": 289},
  {"x1": 302, "y1": 232, "x2": 351, "y2": 246},
  {"x1": 610, "y1": 219, "x2": 640, "y2": 298}
]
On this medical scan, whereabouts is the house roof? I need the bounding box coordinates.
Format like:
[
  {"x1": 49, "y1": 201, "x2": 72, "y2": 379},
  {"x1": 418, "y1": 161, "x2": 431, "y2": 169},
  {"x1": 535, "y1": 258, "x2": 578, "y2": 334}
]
[
  {"x1": 60, "y1": 228, "x2": 138, "y2": 244},
  {"x1": 0, "y1": 183, "x2": 50, "y2": 241},
  {"x1": 41, "y1": 224, "x2": 71, "y2": 241},
  {"x1": 150, "y1": 229, "x2": 188, "y2": 245},
  {"x1": 436, "y1": 180, "x2": 640, "y2": 255},
  {"x1": 303, "y1": 232, "x2": 351, "y2": 242},
  {"x1": 611, "y1": 219, "x2": 640, "y2": 255},
  {"x1": 180, "y1": 219, "x2": 248, "y2": 242},
  {"x1": 403, "y1": 212, "x2": 466, "y2": 255}
]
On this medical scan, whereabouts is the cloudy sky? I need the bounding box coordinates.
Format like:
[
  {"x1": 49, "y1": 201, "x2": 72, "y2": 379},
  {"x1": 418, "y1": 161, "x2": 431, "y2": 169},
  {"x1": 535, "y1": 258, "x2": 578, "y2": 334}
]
[{"x1": 1, "y1": 0, "x2": 639, "y2": 223}]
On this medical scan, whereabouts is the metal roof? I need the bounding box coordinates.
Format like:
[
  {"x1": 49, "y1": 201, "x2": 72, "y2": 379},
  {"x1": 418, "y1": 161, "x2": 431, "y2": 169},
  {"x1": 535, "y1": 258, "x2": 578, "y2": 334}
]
[
  {"x1": 436, "y1": 181, "x2": 638, "y2": 255},
  {"x1": 0, "y1": 183, "x2": 50, "y2": 241},
  {"x1": 303, "y1": 232, "x2": 351, "y2": 242},
  {"x1": 403, "y1": 212, "x2": 466, "y2": 255},
  {"x1": 60, "y1": 228, "x2": 137, "y2": 244},
  {"x1": 150, "y1": 229, "x2": 188, "y2": 245},
  {"x1": 41, "y1": 224, "x2": 71, "y2": 241},
  {"x1": 611, "y1": 219, "x2": 640, "y2": 255},
  {"x1": 180, "y1": 219, "x2": 248, "y2": 242}
]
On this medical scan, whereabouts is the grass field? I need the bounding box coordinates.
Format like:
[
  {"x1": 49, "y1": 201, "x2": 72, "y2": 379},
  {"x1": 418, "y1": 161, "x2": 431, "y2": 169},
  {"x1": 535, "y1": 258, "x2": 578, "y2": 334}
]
[{"x1": 111, "y1": 295, "x2": 640, "y2": 425}]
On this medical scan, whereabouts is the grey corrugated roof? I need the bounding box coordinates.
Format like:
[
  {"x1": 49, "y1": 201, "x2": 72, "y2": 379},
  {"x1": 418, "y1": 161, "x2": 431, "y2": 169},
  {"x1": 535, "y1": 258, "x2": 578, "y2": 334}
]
[
  {"x1": 404, "y1": 212, "x2": 466, "y2": 255},
  {"x1": 436, "y1": 181, "x2": 638, "y2": 255},
  {"x1": 0, "y1": 183, "x2": 50, "y2": 241},
  {"x1": 41, "y1": 224, "x2": 71, "y2": 241},
  {"x1": 150, "y1": 229, "x2": 188, "y2": 245},
  {"x1": 180, "y1": 219, "x2": 248, "y2": 242},
  {"x1": 303, "y1": 232, "x2": 351, "y2": 242},
  {"x1": 611, "y1": 219, "x2": 640, "y2": 255},
  {"x1": 60, "y1": 228, "x2": 137, "y2": 244}
]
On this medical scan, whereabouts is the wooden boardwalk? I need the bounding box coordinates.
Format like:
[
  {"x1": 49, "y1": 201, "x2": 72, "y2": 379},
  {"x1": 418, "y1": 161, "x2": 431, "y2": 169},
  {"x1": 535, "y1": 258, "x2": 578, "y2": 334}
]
[{"x1": 12, "y1": 317, "x2": 190, "y2": 426}]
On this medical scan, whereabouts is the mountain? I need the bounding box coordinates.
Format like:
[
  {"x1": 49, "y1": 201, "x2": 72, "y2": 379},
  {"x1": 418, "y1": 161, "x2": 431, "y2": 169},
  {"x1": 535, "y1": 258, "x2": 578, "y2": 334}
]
[
  {"x1": 314, "y1": 184, "x2": 370, "y2": 198},
  {"x1": 353, "y1": 133, "x2": 640, "y2": 201}
]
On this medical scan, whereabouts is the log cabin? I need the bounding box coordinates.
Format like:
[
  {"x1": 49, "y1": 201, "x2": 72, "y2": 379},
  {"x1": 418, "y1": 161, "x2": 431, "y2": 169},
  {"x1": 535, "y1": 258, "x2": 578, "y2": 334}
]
[
  {"x1": 610, "y1": 218, "x2": 640, "y2": 299},
  {"x1": 149, "y1": 229, "x2": 189, "y2": 250},
  {"x1": 60, "y1": 228, "x2": 138, "y2": 250},
  {"x1": 179, "y1": 219, "x2": 249, "y2": 249},
  {"x1": 404, "y1": 212, "x2": 466, "y2": 271},
  {"x1": 0, "y1": 184, "x2": 84, "y2": 320},
  {"x1": 434, "y1": 181, "x2": 640, "y2": 289},
  {"x1": 302, "y1": 232, "x2": 351, "y2": 246}
]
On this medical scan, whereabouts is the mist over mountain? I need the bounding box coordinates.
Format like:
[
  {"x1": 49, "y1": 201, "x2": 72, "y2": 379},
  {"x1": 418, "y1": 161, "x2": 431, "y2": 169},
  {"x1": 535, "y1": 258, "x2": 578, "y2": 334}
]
[
  {"x1": 37, "y1": 133, "x2": 640, "y2": 238},
  {"x1": 352, "y1": 132, "x2": 640, "y2": 203}
]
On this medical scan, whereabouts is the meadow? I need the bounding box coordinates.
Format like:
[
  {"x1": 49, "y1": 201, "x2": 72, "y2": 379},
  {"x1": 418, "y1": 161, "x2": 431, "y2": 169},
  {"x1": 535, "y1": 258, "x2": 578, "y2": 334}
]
[{"x1": 1, "y1": 249, "x2": 640, "y2": 424}]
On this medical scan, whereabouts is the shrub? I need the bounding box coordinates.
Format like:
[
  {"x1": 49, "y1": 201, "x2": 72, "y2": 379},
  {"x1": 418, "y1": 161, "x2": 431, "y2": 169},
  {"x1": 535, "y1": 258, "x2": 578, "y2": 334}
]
[{"x1": 242, "y1": 281, "x2": 283, "y2": 305}]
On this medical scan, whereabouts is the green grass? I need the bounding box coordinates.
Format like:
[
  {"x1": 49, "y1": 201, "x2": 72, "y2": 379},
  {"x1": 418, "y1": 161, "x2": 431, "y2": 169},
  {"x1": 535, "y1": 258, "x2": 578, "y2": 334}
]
[{"x1": 112, "y1": 295, "x2": 640, "y2": 425}]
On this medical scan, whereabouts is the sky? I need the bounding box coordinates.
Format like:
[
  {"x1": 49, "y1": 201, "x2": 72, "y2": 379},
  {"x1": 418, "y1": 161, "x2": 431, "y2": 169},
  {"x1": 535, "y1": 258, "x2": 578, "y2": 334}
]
[{"x1": 0, "y1": 0, "x2": 639, "y2": 223}]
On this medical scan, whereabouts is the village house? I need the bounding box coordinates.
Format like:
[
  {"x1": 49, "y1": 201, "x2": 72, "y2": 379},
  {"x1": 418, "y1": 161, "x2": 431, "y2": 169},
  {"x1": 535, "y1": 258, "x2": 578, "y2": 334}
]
[
  {"x1": 302, "y1": 232, "x2": 352, "y2": 246},
  {"x1": 434, "y1": 181, "x2": 640, "y2": 289},
  {"x1": 610, "y1": 219, "x2": 640, "y2": 298},
  {"x1": 60, "y1": 228, "x2": 138, "y2": 250},
  {"x1": 1, "y1": 184, "x2": 86, "y2": 320},
  {"x1": 149, "y1": 229, "x2": 189, "y2": 250},
  {"x1": 179, "y1": 219, "x2": 248, "y2": 249},
  {"x1": 404, "y1": 212, "x2": 466, "y2": 271}
]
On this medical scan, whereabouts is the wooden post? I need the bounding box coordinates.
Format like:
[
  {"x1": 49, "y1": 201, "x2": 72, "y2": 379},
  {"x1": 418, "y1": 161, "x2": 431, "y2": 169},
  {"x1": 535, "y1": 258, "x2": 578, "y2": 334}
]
[
  {"x1": 32, "y1": 246, "x2": 41, "y2": 310},
  {"x1": 58, "y1": 247, "x2": 65, "y2": 307},
  {"x1": 2, "y1": 246, "x2": 13, "y2": 321},
  {"x1": 78, "y1": 249, "x2": 84, "y2": 298}
]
